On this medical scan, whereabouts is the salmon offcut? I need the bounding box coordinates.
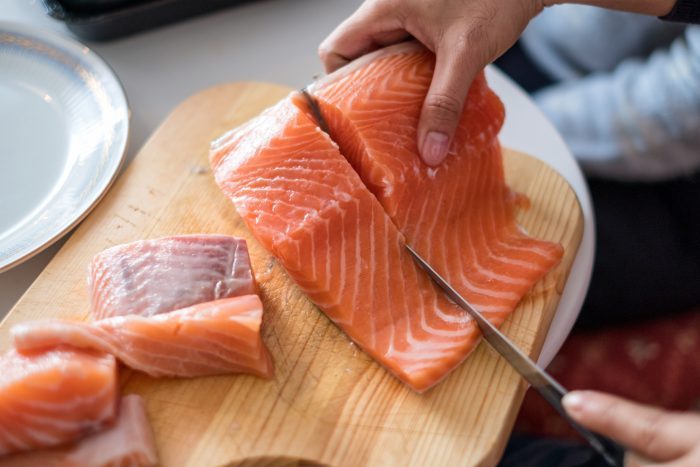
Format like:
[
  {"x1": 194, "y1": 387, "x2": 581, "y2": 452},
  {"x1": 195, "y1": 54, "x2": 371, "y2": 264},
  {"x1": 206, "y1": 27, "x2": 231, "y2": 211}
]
[
  {"x1": 12, "y1": 295, "x2": 273, "y2": 379},
  {"x1": 89, "y1": 235, "x2": 257, "y2": 320},
  {"x1": 211, "y1": 43, "x2": 563, "y2": 392},
  {"x1": 0, "y1": 395, "x2": 158, "y2": 467},
  {"x1": 0, "y1": 348, "x2": 117, "y2": 456}
]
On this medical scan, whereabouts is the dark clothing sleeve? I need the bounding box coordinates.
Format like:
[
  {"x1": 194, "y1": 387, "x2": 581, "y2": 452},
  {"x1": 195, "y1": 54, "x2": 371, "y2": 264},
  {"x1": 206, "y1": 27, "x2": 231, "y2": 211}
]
[{"x1": 662, "y1": 0, "x2": 700, "y2": 24}]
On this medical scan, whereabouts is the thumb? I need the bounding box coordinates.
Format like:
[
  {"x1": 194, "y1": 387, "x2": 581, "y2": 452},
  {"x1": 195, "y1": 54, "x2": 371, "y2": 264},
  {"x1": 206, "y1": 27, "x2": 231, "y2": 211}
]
[
  {"x1": 563, "y1": 390, "x2": 699, "y2": 462},
  {"x1": 418, "y1": 36, "x2": 479, "y2": 166}
]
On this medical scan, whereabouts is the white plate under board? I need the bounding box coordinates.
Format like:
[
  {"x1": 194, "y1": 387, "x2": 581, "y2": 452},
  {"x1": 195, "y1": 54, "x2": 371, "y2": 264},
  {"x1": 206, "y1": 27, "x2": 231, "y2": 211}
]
[{"x1": 0, "y1": 22, "x2": 129, "y2": 272}]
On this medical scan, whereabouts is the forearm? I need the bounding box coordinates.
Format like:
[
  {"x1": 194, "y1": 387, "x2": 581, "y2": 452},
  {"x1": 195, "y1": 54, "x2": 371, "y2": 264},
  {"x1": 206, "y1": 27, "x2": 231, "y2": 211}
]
[
  {"x1": 534, "y1": 27, "x2": 700, "y2": 181},
  {"x1": 546, "y1": 0, "x2": 675, "y2": 16}
]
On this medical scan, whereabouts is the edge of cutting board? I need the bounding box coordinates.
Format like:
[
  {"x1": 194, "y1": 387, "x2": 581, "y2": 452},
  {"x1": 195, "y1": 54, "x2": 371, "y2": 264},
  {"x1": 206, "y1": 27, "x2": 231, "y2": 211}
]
[{"x1": 0, "y1": 81, "x2": 583, "y2": 467}]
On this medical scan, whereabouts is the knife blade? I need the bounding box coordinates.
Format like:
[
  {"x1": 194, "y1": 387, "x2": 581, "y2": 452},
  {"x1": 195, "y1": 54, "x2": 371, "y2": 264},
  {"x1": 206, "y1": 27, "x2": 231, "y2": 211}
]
[
  {"x1": 406, "y1": 245, "x2": 621, "y2": 466},
  {"x1": 299, "y1": 86, "x2": 330, "y2": 134}
]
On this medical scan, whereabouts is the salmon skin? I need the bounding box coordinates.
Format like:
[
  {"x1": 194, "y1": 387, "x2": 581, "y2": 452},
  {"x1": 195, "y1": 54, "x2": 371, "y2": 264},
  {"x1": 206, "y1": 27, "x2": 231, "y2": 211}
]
[
  {"x1": 12, "y1": 295, "x2": 273, "y2": 379},
  {"x1": 210, "y1": 43, "x2": 563, "y2": 392},
  {"x1": 89, "y1": 234, "x2": 257, "y2": 320},
  {"x1": 0, "y1": 395, "x2": 158, "y2": 467},
  {"x1": 0, "y1": 348, "x2": 117, "y2": 457}
]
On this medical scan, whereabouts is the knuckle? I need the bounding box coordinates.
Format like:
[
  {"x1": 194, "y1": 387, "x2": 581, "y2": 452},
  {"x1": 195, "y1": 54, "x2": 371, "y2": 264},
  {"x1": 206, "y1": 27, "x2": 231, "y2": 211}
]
[
  {"x1": 448, "y1": 8, "x2": 499, "y2": 63},
  {"x1": 457, "y1": 14, "x2": 491, "y2": 45},
  {"x1": 637, "y1": 411, "x2": 667, "y2": 452},
  {"x1": 363, "y1": 0, "x2": 392, "y2": 15},
  {"x1": 424, "y1": 93, "x2": 463, "y2": 121},
  {"x1": 364, "y1": 0, "x2": 406, "y2": 25},
  {"x1": 447, "y1": 29, "x2": 488, "y2": 72},
  {"x1": 452, "y1": 29, "x2": 476, "y2": 54}
]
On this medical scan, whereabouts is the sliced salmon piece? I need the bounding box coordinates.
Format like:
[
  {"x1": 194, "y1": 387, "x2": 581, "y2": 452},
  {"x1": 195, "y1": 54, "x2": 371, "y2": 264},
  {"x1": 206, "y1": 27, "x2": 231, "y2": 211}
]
[
  {"x1": 309, "y1": 42, "x2": 564, "y2": 327},
  {"x1": 64, "y1": 395, "x2": 158, "y2": 467},
  {"x1": 12, "y1": 296, "x2": 272, "y2": 379},
  {"x1": 210, "y1": 43, "x2": 565, "y2": 392},
  {"x1": 0, "y1": 395, "x2": 158, "y2": 467},
  {"x1": 211, "y1": 98, "x2": 480, "y2": 392},
  {"x1": 89, "y1": 235, "x2": 256, "y2": 320},
  {"x1": 0, "y1": 348, "x2": 117, "y2": 457}
]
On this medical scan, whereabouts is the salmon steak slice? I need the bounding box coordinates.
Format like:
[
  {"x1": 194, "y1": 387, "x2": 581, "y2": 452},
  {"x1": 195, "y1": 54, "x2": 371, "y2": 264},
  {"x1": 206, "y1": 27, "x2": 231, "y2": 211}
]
[
  {"x1": 0, "y1": 395, "x2": 158, "y2": 467},
  {"x1": 210, "y1": 43, "x2": 563, "y2": 392},
  {"x1": 211, "y1": 98, "x2": 481, "y2": 392},
  {"x1": 309, "y1": 42, "x2": 564, "y2": 326},
  {"x1": 12, "y1": 295, "x2": 273, "y2": 379},
  {"x1": 89, "y1": 234, "x2": 257, "y2": 320},
  {"x1": 0, "y1": 348, "x2": 117, "y2": 457}
]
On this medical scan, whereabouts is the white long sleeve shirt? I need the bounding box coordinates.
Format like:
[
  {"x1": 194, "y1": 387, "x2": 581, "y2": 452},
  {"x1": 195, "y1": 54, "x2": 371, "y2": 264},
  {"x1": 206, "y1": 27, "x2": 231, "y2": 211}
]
[{"x1": 521, "y1": 6, "x2": 700, "y2": 181}]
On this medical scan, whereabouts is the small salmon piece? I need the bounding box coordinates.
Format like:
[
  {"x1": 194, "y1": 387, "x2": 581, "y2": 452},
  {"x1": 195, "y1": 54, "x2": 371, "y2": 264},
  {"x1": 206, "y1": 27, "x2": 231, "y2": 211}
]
[
  {"x1": 0, "y1": 348, "x2": 117, "y2": 457},
  {"x1": 12, "y1": 296, "x2": 273, "y2": 379},
  {"x1": 0, "y1": 395, "x2": 158, "y2": 467},
  {"x1": 89, "y1": 235, "x2": 256, "y2": 320}
]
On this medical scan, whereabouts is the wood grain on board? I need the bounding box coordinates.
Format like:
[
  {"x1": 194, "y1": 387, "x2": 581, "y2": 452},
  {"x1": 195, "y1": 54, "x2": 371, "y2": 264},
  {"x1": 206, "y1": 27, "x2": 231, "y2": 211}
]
[{"x1": 0, "y1": 82, "x2": 583, "y2": 467}]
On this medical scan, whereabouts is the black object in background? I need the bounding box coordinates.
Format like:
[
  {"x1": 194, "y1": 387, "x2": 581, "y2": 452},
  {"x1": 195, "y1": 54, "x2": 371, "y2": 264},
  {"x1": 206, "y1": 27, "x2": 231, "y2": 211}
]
[
  {"x1": 494, "y1": 41, "x2": 554, "y2": 93},
  {"x1": 499, "y1": 433, "x2": 625, "y2": 467},
  {"x1": 661, "y1": 0, "x2": 700, "y2": 24},
  {"x1": 43, "y1": 0, "x2": 256, "y2": 41}
]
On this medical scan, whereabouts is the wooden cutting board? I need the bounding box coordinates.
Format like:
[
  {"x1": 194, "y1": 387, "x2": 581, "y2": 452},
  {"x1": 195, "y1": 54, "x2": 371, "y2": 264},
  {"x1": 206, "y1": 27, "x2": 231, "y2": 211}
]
[{"x1": 0, "y1": 82, "x2": 583, "y2": 467}]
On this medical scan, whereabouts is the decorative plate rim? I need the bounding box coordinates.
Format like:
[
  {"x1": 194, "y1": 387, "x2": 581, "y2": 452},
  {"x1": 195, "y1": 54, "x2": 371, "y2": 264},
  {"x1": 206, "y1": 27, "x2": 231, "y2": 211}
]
[{"x1": 0, "y1": 21, "x2": 130, "y2": 273}]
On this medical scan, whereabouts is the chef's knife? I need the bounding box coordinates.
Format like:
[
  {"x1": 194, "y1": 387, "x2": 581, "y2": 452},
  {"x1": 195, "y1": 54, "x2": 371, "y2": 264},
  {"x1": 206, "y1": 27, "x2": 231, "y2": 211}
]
[
  {"x1": 299, "y1": 87, "x2": 621, "y2": 465},
  {"x1": 299, "y1": 87, "x2": 330, "y2": 134},
  {"x1": 406, "y1": 245, "x2": 622, "y2": 467}
]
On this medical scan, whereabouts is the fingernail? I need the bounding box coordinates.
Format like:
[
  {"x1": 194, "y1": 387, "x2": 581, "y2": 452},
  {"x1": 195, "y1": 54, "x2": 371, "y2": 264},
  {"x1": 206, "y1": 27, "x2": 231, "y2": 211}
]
[
  {"x1": 562, "y1": 391, "x2": 588, "y2": 416},
  {"x1": 421, "y1": 131, "x2": 449, "y2": 166}
]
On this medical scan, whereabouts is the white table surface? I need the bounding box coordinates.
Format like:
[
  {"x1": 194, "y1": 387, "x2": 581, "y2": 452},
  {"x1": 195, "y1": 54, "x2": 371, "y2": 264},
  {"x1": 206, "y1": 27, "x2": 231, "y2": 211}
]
[{"x1": 0, "y1": 0, "x2": 594, "y2": 366}]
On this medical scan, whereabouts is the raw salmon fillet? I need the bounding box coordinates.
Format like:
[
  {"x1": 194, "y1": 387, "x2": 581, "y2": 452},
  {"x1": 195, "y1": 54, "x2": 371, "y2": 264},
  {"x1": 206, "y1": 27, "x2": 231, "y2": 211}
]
[
  {"x1": 0, "y1": 348, "x2": 117, "y2": 456},
  {"x1": 12, "y1": 295, "x2": 273, "y2": 379},
  {"x1": 210, "y1": 43, "x2": 563, "y2": 392},
  {"x1": 309, "y1": 42, "x2": 564, "y2": 326},
  {"x1": 211, "y1": 98, "x2": 480, "y2": 392},
  {"x1": 89, "y1": 234, "x2": 256, "y2": 320},
  {"x1": 0, "y1": 395, "x2": 158, "y2": 467}
]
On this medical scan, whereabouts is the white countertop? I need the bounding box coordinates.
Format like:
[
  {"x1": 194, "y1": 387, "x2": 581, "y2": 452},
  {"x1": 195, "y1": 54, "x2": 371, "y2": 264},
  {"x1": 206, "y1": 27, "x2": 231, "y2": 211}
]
[{"x1": 0, "y1": 0, "x2": 595, "y2": 366}]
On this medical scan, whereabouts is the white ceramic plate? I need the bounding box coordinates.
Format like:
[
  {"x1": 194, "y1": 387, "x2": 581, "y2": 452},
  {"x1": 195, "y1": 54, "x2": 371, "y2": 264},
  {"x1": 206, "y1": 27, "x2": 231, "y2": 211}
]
[{"x1": 0, "y1": 22, "x2": 129, "y2": 273}]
